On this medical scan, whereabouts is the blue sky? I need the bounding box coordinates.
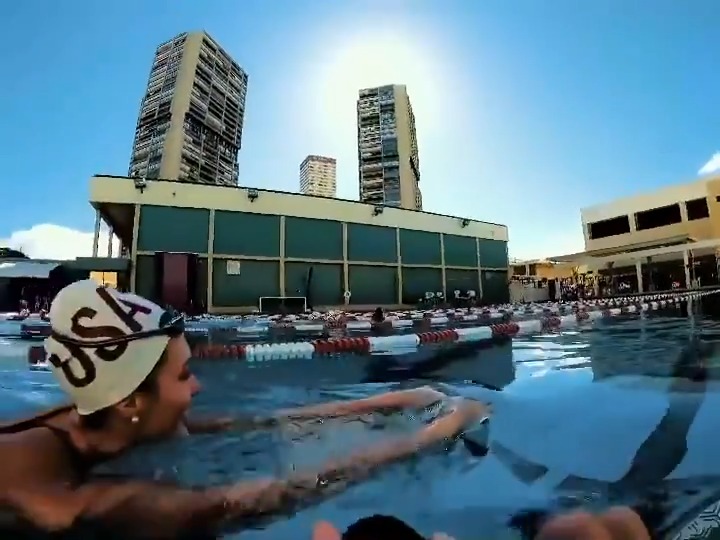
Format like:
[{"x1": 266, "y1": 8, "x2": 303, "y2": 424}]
[{"x1": 2, "y1": 0, "x2": 720, "y2": 260}]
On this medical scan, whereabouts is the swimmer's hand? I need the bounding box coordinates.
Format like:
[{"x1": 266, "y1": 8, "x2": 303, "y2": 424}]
[{"x1": 416, "y1": 398, "x2": 490, "y2": 446}]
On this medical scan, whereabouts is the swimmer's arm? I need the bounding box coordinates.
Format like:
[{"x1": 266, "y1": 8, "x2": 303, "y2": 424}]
[
  {"x1": 4, "y1": 437, "x2": 423, "y2": 538},
  {"x1": 184, "y1": 386, "x2": 446, "y2": 434},
  {"x1": 0, "y1": 434, "x2": 228, "y2": 538},
  {"x1": 273, "y1": 386, "x2": 446, "y2": 421},
  {"x1": 218, "y1": 399, "x2": 487, "y2": 523},
  {"x1": 2, "y1": 401, "x2": 486, "y2": 537},
  {"x1": 3, "y1": 482, "x2": 230, "y2": 538},
  {"x1": 184, "y1": 415, "x2": 277, "y2": 434}
]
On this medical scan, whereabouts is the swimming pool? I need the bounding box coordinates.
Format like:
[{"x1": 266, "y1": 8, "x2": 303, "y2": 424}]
[{"x1": 3, "y1": 297, "x2": 720, "y2": 539}]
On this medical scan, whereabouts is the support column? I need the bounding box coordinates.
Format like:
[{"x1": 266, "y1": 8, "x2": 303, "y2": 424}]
[
  {"x1": 92, "y1": 210, "x2": 101, "y2": 257},
  {"x1": 129, "y1": 204, "x2": 141, "y2": 293},
  {"x1": 207, "y1": 209, "x2": 215, "y2": 312},
  {"x1": 628, "y1": 213, "x2": 637, "y2": 232},
  {"x1": 279, "y1": 216, "x2": 286, "y2": 297},
  {"x1": 476, "y1": 238, "x2": 483, "y2": 301},
  {"x1": 683, "y1": 250, "x2": 691, "y2": 289},
  {"x1": 635, "y1": 260, "x2": 644, "y2": 293},
  {"x1": 606, "y1": 261, "x2": 615, "y2": 296},
  {"x1": 680, "y1": 202, "x2": 688, "y2": 222},
  {"x1": 342, "y1": 222, "x2": 349, "y2": 305},
  {"x1": 107, "y1": 228, "x2": 114, "y2": 258},
  {"x1": 396, "y1": 228, "x2": 403, "y2": 305},
  {"x1": 439, "y1": 234, "x2": 447, "y2": 301}
]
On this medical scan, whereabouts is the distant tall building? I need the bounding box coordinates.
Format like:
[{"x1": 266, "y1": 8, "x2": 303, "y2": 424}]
[
  {"x1": 128, "y1": 31, "x2": 248, "y2": 186},
  {"x1": 299, "y1": 155, "x2": 337, "y2": 198},
  {"x1": 356, "y1": 84, "x2": 422, "y2": 210}
]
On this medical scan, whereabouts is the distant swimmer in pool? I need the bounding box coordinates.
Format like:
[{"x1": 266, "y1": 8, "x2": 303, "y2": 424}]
[{"x1": 0, "y1": 280, "x2": 487, "y2": 539}]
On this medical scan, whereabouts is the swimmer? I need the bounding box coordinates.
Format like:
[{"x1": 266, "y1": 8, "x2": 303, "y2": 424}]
[{"x1": 0, "y1": 280, "x2": 488, "y2": 538}]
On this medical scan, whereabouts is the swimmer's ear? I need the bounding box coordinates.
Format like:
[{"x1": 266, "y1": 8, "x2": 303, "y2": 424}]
[
  {"x1": 312, "y1": 521, "x2": 341, "y2": 540},
  {"x1": 115, "y1": 392, "x2": 148, "y2": 423}
]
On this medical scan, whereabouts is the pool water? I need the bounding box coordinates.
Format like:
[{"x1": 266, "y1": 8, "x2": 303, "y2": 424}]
[{"x1": 3, "y1": 301, "x2": 720, "y2": 539}]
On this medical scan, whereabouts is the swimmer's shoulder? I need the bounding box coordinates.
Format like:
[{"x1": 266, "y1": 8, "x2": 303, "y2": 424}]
[
  {"x1": 0, "y1": 426, "x2": 75, "y2": 485},
  {"x1": 0, "y1": 424, "x2": 63, "y2": 445},
  {"x1": 0, "y1": 405, "x2": 73, "y2": 435}
]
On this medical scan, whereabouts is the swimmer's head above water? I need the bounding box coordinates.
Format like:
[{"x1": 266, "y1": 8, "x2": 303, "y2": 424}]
[
  {"x1": 0, "y1": 279, "x2": 490, "y2": 537},
  {"x1": 44, "y1": 279, "x2": 200, "y2": 443}
]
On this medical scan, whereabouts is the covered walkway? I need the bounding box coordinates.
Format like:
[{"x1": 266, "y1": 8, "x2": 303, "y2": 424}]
[{"x1": 550, "y1": 238, "x2": 720, "y2": 293}]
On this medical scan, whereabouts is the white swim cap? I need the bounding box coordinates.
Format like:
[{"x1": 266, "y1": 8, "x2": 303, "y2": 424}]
[{"x1": 44, "y1": 280, "x2": 176, "y2": 415}]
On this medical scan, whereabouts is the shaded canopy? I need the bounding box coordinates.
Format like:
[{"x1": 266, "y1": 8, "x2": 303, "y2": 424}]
[
  {"x1": 0, "y1": 261, "x2": 60, "y2": 279},
  {"x1": 0, "y1": 248, "x2": 28, "y2": 259}
]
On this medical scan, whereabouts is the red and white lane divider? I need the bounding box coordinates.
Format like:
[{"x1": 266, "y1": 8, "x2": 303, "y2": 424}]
[
  {"x1": 26, "y1": 291, "x2": 718, "y2": 369},
  {"x1": 185, "y1": 291, "x2": 714, "y2": 337},
  {"x1": 188, "y1": 291, "x2": 717, "y2": 362}
]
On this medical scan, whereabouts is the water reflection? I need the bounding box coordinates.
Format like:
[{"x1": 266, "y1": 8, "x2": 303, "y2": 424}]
[{"x1": 5, "y1": 310, "x2": 720, "y2": 538}]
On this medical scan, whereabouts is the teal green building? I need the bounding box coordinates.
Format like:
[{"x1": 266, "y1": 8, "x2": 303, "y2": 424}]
[{"x1": 90, "y1": 176, "x2": 510, "y2": 313}]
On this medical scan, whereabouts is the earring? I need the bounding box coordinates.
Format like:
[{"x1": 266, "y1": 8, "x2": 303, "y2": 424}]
[{"x1": 131, "y1": 416, "x2": 139, "y2": 424}]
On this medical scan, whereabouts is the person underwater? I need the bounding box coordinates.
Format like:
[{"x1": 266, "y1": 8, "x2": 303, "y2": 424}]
[{"x1": 0, "y1": 280, "x2": 488, "y2": 538}]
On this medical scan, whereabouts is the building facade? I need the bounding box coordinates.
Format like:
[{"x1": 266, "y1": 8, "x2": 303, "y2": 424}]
[
  {"x1": 551, "y1": 173, "x2": 720, "y2": 292},
  {"x1": 89, "y1": 175, "x2": 509, "y2": 313},
  {"x1": 357, "y1": 84, "x2": 422, "y2": 210},
  {"x1": 581, "y1": 176, "x2": 720, "y2": 253},
  {"x1": 510, "y1": 259, "x2": 581, "y2": 281},
  {"x1": 128, "y1": 31, "x2": 248, "y2": 186},
  {"x1": 299, "y1": 155, "x2": 337, "y2": 197}
]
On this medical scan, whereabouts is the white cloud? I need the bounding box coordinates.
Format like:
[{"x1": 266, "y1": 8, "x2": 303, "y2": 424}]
[
  {"x1": 0, "y1": 223, "x2": 119, "y2": 260},
  {"x1": 699, "y1": 152, "x2": 720, "y2": 175}
]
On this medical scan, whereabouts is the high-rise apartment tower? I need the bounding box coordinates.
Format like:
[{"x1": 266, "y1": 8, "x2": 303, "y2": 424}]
[
  {"x1": 299, "y1": 155, "x2": 337, "y2": 198},
  {"x1": 356, "y1": 84, "x2": 422, "y2": 210},
  {"x1": 128, "y1": 31, "x2": 248, "y2": 186}
]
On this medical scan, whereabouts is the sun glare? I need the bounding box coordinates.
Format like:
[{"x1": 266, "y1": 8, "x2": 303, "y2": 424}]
[{"x1": 311, "y1": 31, "x2": 447, "y2": 140}]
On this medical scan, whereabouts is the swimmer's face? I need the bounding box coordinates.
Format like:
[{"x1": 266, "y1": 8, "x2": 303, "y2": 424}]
[{"x1": 136, "y1": 335, "x2": 200, "y2": 439}]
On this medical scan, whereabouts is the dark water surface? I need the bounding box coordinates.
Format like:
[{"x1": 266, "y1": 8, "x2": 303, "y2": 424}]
[{"x1": 2, "y1": 297, "x2": 720, "y2": 539}]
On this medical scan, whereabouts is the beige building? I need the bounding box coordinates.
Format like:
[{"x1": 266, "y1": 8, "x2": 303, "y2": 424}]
[
  {"x1": 551, "y1": 172, "x2": 720, "y2": 292},
  {"x1": 299, "y1": 155, "x2": 337, "y2": 197},
  {"x1": 357, "y1": 84, "x2": 422, "y2": 210},
  {"x1": 128, "y1": 31, "x2": 248, "y2": 186},
  {"x1": 510, "y1": 259, "x2": 583, "y2": 281}
]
